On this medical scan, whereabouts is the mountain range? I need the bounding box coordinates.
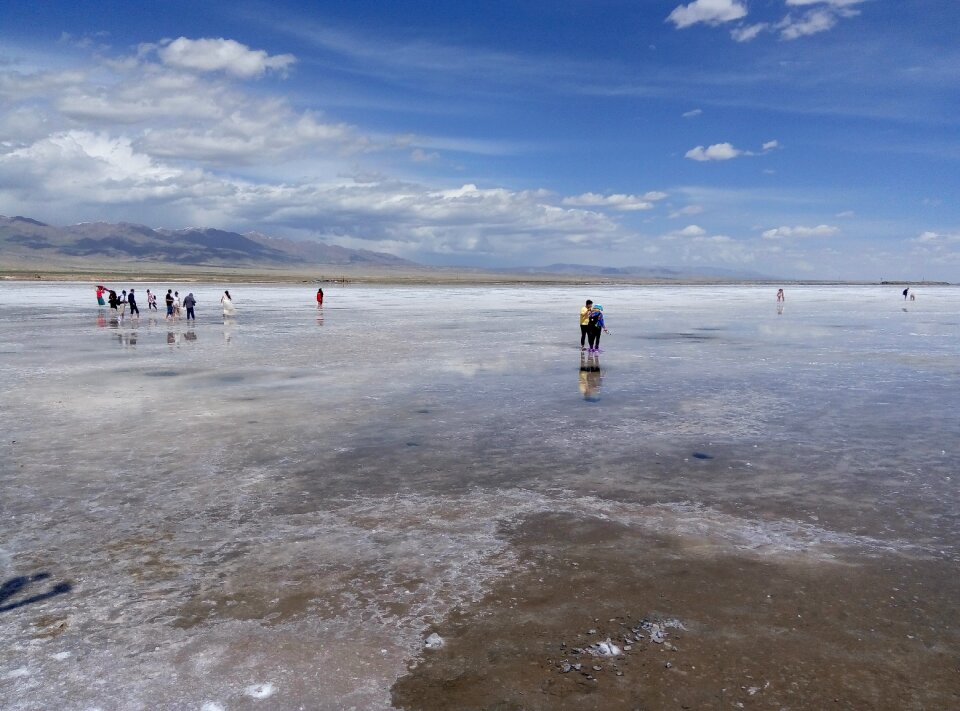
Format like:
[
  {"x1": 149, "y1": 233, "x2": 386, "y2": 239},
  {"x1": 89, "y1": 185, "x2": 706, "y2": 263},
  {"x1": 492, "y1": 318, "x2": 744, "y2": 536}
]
[
  {"x1": 0, "y1": 215, "x2": 414, "y2": 268},
  {"x1": 1, "y1": 215, "x2": 778, "y2": 280}
]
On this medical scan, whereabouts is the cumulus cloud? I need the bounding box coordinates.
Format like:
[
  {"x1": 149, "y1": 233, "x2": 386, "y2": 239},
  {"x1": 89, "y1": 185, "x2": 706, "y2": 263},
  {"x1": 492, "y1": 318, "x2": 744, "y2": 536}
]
[
  {"x1": 667, "y1": 0, "x2": 747, "y2": 29},
  {"x1": 686, "y1": 139, "x2": 779, "y2": 162},
  {"x1": 669, "y1": 224, "x2": 707, "y2": 238},
  {"x1": 156, "y1": 37, "x2": 296, "y2": 78},
  {"x1": 685, "y1": 142, "x2": 742, "y2": 161},
  {"x1": 762, "y1": 224, "x2": 839, "y2": 239},
  {"x1": 562, "y1": 191, "x2": 666, "y2": 211},
  {"x1": 0, "y1": 129, "x2": 628, "y2": 258}
]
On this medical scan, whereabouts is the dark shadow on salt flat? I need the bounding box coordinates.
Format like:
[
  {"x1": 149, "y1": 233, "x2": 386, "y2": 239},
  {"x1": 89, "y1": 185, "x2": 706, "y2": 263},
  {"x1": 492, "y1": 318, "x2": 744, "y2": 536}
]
[
  {"x1": 636, "y1": 332, "x2": 720, "y2": 341},
  {"x1": 215, "y1": 374, "x2": 246, "y2": 384},
  {"x1": 144, "y1": 370, "x2": 179, "y2": 377},
  {"x1": 0, "y1": 573, "x2": 73, "y2": 613}
]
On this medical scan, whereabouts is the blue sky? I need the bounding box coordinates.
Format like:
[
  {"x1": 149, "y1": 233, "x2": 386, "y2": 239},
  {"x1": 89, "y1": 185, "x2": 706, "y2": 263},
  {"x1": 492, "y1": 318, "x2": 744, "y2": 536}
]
[{"x1": 1, "y1": 0, "x2": 957, "y2": 279}]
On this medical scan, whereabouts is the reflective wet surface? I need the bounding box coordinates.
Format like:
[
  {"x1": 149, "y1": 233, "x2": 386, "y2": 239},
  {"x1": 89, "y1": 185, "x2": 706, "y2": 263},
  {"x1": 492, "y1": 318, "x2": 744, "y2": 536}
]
[{"x1": 1, "y1": 283, "x2": 958, "y2": 709}]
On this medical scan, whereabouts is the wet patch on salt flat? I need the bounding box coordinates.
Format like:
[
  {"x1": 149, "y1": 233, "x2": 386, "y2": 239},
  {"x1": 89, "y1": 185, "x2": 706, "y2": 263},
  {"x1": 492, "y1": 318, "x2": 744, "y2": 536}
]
[{"x1": 0, "y1": 486, "x2": 921, "y2": 711}]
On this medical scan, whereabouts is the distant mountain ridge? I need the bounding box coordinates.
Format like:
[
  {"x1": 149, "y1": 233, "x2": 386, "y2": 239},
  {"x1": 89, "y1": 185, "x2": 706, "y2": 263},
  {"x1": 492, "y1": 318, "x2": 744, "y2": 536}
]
[
  {"x1": 0, "y1": 215, "x2": 415, "y2": 268},
  {"x1": 2, "y1": 215, "x2": 779, "y2": 280}
]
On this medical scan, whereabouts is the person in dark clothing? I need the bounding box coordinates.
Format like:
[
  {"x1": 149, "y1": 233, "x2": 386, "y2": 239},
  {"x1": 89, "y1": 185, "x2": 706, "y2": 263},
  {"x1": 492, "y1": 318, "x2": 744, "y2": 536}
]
[
  {"x1": 587, "y1": 304, "x2": 609, "y2": 353},
  {"x1": 902, "y1": 287, "x2": 909, "y2": 300},
  {"x1": 107, "y1": 290, "x2": 119, "y2": 311},
  {"x1": 183, "y1": 293, "x2": 197, "y2": 321},
  {"x1": 128, "y1": 288, "x2": 139, "y2": 317},
  {"x1": 165, "y1": 289, "x2": 174, "y2": 319}
]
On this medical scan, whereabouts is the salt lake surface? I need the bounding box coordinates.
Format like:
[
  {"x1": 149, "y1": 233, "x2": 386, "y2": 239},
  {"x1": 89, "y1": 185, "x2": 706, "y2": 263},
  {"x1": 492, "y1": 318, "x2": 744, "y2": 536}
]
[{"x1": 1, "y1": 282, "x2": 958, "y2": 710}]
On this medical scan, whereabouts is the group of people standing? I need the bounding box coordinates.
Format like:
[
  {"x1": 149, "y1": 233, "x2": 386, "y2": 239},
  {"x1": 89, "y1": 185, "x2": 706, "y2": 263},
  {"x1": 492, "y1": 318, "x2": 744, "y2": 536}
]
[
  {"x1": 579, "y1": 299, "x2": 609, "y2": 353},
  {"x1": 96, "y1": 285, "x2": 235, "y2": 321}
]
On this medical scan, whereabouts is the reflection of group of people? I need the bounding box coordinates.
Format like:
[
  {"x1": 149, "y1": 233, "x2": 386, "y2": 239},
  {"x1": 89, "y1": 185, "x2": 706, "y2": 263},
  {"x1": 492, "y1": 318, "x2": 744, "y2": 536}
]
[
  {"x1": 96, "y1": 285, "x2": 236, "y2": 320},
  {"x1": 579, "y1": 299, "x2": 610, "y2": 353}
]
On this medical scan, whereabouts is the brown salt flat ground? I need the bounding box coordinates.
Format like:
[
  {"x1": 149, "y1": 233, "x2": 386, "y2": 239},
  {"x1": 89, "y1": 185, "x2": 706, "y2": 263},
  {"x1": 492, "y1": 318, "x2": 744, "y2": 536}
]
[{"x1": 392, "y1": 514, "x2": 959, "y2": 711}]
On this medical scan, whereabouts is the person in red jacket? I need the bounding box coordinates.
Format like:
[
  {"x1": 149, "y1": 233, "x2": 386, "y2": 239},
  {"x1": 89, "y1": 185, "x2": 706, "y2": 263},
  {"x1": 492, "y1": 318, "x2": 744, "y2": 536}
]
[{"x1": 316, "y1": 288, "x2": 324, "y2": 307}]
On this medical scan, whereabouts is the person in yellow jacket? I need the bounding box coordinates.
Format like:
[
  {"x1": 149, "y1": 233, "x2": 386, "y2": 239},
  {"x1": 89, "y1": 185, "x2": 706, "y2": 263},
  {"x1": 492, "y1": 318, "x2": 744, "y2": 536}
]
[{"x1": 579, "y1": 299, "x2": 593, "y2": 351}]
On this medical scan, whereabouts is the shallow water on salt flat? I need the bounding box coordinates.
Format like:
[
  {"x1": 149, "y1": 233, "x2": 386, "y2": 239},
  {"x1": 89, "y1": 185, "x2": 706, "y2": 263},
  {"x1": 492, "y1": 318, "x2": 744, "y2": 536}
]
[{"x1": 1, "y1": 282, "x2": 958, "y2": 709}]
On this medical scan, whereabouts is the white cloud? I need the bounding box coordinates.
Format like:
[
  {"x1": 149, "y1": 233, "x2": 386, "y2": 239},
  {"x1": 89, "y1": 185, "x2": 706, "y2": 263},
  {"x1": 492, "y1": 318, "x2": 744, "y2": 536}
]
[
  {"x1": 667, "y1": 0, "x2": 747, "y2": 29},
  {"x1": 0, "y1": 69, "x2": 88, "y2": 101},
  {"x1": 562, "y1": 192, "x2": 663, "y2": 211},
  {"x1": 778, "y1": 1, "x2": 864, "y2": 41},
  {"x1": 762, "y1": 224, "x2": 840, "y2": 239},
  {"x1": 911, "y1": 230, "x2": 960, "y2": 264},
  {"x1": 0, "y1": 130, "x2": 629, "y2": 258},
  {"x1": 731, "y1": 23, "x2": 768, "y2": 42},
  {"x1": 685, "y1": 142, "x2": 742, "y2": 161},
  {"x1": 669, "y1": 205, "x2": 704, "y2": 218},
  {"x1": 778, "y1": 9, "x2": 839, "y2": 39},
  {"x1": 785, "y1": 0, "x2": 865, "y2": 7},
  {"x1": 157, "y1": 38, "x2": 296, "y2": 78},
  {"x1": 835, "y1": 210, "x2": 855, "y2": 218},
  {"x1": 670, "y1": 224, "x2": 707, "y2": 237},
  {"x1": 682, "y1": 108, "x2": 703, "y2": 118},
  {"x1": 686, "y1": 140, "x2": 779, "y2": 162},
  {"x1": 914, "y1": 231, "x2": 960, "y2": 245},
  {"x1": 139, "y1": 106, "x2": 358, "y2": 165}
]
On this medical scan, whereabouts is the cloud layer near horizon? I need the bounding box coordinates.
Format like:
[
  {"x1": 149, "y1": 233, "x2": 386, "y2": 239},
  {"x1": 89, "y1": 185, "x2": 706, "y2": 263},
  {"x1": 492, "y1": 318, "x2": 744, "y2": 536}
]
[{"x1": 0, "y1": 39, "x2": 670, "y2": 262}]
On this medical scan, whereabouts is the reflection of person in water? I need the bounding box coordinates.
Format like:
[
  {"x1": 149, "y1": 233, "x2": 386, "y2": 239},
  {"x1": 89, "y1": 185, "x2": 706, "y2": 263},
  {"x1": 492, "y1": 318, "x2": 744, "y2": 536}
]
[{"x1": 579, "y1": 352, "x2": 603, "y2": 401}]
